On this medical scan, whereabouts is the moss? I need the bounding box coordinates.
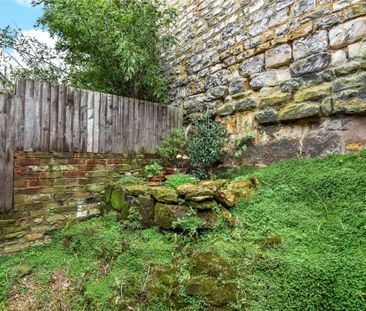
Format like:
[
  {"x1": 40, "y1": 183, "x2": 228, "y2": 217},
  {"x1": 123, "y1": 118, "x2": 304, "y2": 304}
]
[{"x1": 151, "y1": 187, "x2": 179, "y2": 203}]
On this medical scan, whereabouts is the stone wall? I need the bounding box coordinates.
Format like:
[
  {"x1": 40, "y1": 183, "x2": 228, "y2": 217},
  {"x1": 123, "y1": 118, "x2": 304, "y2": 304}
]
[
  {"x1": 166, "y1": 0, "x2": 366, "y2": 164},
  {"x1": 0, "y1": 152, "x2": 157, "y2": 254}
]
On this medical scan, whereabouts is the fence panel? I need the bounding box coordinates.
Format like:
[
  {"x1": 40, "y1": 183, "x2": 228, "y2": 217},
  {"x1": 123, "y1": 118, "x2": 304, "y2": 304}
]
[{"x1": 0, "y1": 79, "x2": 183, "y2": 214}]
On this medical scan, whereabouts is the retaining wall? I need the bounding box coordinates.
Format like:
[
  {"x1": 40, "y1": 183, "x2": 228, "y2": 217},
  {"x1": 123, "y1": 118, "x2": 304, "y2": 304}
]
[{"x1": 0, "y1": 152, "x2": 156, "y2": 254}]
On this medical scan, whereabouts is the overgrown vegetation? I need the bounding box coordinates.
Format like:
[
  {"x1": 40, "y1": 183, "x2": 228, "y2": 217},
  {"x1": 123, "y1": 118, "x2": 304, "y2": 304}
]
[
  {"x1": 157, "y1": 128, "x2": 188, "y2": 169},
  {"x1": 187, "y1": 113, "x2": 229, "y2": 179},
  {"x1": 1, "y1": 152, "x2": 366, "y2": 310},
  {"x1": 0, "y1": 0, "x2": 175, "y2": 103},
  {"x1": 164, "y1": 174, "x2": 197, "y2": 189}
]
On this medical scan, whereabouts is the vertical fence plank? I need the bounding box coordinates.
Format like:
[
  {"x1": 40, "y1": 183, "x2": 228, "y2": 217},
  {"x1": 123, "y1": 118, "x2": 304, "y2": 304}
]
[
  {"x1": 57, "y1": 84, "x2": 66, "y2": 151},
  {"x1": 86, "y1": 91, "x2": 94, "y2": 153},
  {"x1": 23, "y1": 80, "x2": 35, "y2": 151},
  {"x1": 0, "y1": 94, "x2": 6, "y2": 213},
  {"x1": 79, "y1": 90, "x2": 88, "y2": 152},
  {"x1": 50, "y1": 83, "x2": 59, "y2": 151},
  {"x1": 15, "y1": 80, "x2": 25, "y2": 151},
  {"x1": 65, "y1": 86, "x2": 74, "y2": 152},
  {"x1": 93, "y1": 92, "x2": 100, "y2": 153},
  {"x1": 98, "y1": 93, "x2": 106, "y2": 153},
  {"x1": 72, "y1": 89, "x2": 81, "y2": 152},
  {"x1": 41, "y1": 82, "x2": 51, "y2": 151},
  {"x1": 4, "y1": 95, "x2": 15, "y2": 212},
  {"x1": 33, "y1": 81, "x2": 42, "y2": 151}
]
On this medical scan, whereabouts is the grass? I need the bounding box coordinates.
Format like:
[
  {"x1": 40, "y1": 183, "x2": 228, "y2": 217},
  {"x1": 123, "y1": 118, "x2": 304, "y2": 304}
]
[{"x1": 1, "y1": 151, "x2": 366, "y2": 310}]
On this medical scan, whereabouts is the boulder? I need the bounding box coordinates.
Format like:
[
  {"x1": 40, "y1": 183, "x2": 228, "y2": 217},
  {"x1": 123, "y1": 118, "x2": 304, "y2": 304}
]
[
  {"x1": 151, "y1": 187, "x2": 178, "y2": 203},
  {"x1": 216, "y1": 178, "x2": 257, "y2": 208},
  {"x1": 177, "y1": 180, "x2": 227, "y2": 202},
  {"x1": 154, "y1": 203, "x2": 189, "y2": 230},
  {"x1": 110, "y1": 186, "x2": 129, "y2": 219}
]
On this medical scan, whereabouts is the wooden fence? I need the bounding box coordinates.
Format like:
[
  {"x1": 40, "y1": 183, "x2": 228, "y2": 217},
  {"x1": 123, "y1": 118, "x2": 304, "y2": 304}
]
[{"x1": 0, "y1": 79, "x2": 183, "y2": 213}]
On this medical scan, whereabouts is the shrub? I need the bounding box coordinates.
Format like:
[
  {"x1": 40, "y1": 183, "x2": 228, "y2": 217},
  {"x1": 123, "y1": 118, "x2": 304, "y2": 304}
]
[
  {"x1": 144, "y1": 162, "x2": 163, "y2": 178},
  {"x1": 165, "y1": 174, "x2": 198, "y2": 189},
  {"x1": 157, "y1": 128, "x2": 188, "y2": 168},
  {"x1": 187, "y1": 114, "x2": 229, "y2": 179}
]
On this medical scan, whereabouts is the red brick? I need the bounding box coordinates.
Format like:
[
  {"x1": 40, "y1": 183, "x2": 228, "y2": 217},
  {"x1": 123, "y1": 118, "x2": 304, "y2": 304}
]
[
  {"x1": 14, "y1": 187, "x2": 41, "y2": 196},
  {"x1": 28, "y1": 180, "x2": 53, "y2": 187},
  {"x1": 59, "y1": 158, "x2": 85, "y2": 165},
  {"x1": 86, "y1": 159, "x2": 106, "y2": 165},
  {"x1": 14, "y1": 158, "x2": 41, "y2": 167},
  {"x1": 107, "y1": 159, "x2": 124, "y2": 164},
  {"x1": 62, "y1": 171, "x2": 87, "y2": 178},
  {"x1": 14, "y1": 180, "x2": 28, "y2": 188}
]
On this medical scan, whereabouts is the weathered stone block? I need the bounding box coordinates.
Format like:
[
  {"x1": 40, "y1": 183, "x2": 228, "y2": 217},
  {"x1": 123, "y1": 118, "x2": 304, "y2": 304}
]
[
  {"x1": 334, "y1": 96, "x2": 366, "y2": 114},
  {"x1": 206, "y1": 86, "x2": 228, "y2": 100},
  {"x1": 348, "y1": 40, "x2": 366, "y2": 59},
  {"x1": 228, "y1": 78, "x2": 249, "y2": 95},
  {"x1": 332, "y1": 73, "x2": 366, "y2": 93},
  {"x1": 329, "y1": 16, "x2": 366, "y2": 48},
  {"x1": 294, "y1": 83, "x2": 332, "y2": 102},
  {"x1": 290, "y1": 52, "x2": 331, "y2": 77},
  {"x1": 216, "y1": 102, "x2": 235, "y2": 116},
  {"x1": 154, "y1": 203, "x2": 188, "y2": 230},
  {"x1": 293, "y1": 30, "x2": 328, "y2": 60},
  {"x1": 151, "y1": 187, "x2": 178, "y2": 203},
  {"x1": 259, "y1": 87, "x2": 292, "y2": 107},
  {"x1": 250, "y1": 68, "x2": 291, "y2": 90},
  {"x1": 265, "y1": 44, "x2": 292, "y2": 68},
  {"x1": 239, "y1": 54, "x2": 265, "y2": 77},
  {"x1": 279, "y1": 102, "x2": 320, "y2": 121},
  {"x1": 216, "y1": 179, "x2": 257, "y2": 208},
  {"x1": 236, "y1": 97, "x2": 258, "y2": 112},
  {"x1": 177, "y1": 180, "x2": 227, "y2": 202},
  {"x1": 255, "y1": 108, "x2": 279, "y2": 124}
]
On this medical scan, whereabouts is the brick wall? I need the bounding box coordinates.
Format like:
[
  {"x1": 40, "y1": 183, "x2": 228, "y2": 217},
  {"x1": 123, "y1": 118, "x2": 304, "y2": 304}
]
[
  {"x1": 0, "y1": 152, "x2": 157, "y2": 254},
  {"x1": 166, "y1": 0, "x2": 366, "y2": 164}
]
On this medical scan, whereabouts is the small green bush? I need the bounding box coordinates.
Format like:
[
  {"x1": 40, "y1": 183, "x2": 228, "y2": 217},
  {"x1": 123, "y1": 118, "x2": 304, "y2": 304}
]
[
  {"x1": 157, "y1": 128, "x2": 188, "y2": 168},
  {"x1": 187, "y1": 114, "x2": 229, "y2": 179},
  {"x1": 165, "y1": 174, "x2": 198, "y2": 189},
  {"x1": 144, "y1": 162, "x2": 163, "y2": 178}
]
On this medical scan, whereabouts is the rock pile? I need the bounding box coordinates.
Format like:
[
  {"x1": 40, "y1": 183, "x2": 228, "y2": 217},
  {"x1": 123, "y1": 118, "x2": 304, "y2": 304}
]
[{"x1": 104, "y1": 178, "x2": 258, "y2": 230}]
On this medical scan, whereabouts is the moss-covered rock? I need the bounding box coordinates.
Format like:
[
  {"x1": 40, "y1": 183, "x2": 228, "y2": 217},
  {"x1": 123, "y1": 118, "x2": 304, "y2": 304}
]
[
  {"x1": 123, "y1": 184, "x2": 152, "y2": 196},
  {"x1": 151, "y1": 187, "x2": 178, "y2": 203},
  {"x1": 294, "y1": 83, "x2": 332, "y2": 102},
  {"x1": 216, "y1": 178, "x2": 257, "y2": 208},
  {"x1": 187, "y1": 200, "x2": 218, "y2": 210},
  {"x1": 104, "y1": 184, "x2": 114, "y2": 205},
  {"x1": 177, "y1": 180, "x2": 227, "y2": 202},
  {"x1": 154, "y1": 203, "x2": 189, "y2": 230},
  {"x1": 136, "y1": 195, "x2": 155, "y2": 228},
  {"x1": 186, "y1": 252, "x2": 237, "y2": 307},
  {"x1": 279, "y1": 102, "x2": 320, "y2": 121},
  {"x1": 110, "y1": 186, "x2": 129, "y2": 219}
]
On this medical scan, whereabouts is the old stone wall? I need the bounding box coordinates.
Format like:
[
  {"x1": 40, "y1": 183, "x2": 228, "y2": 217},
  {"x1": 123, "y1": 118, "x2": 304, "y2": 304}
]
[
  {"x1": 0, "y1": 152, "x2": 157, "y2": 254},
  {"x1": 166, "y1": 0, "x2": 366, "y2": 164}
]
